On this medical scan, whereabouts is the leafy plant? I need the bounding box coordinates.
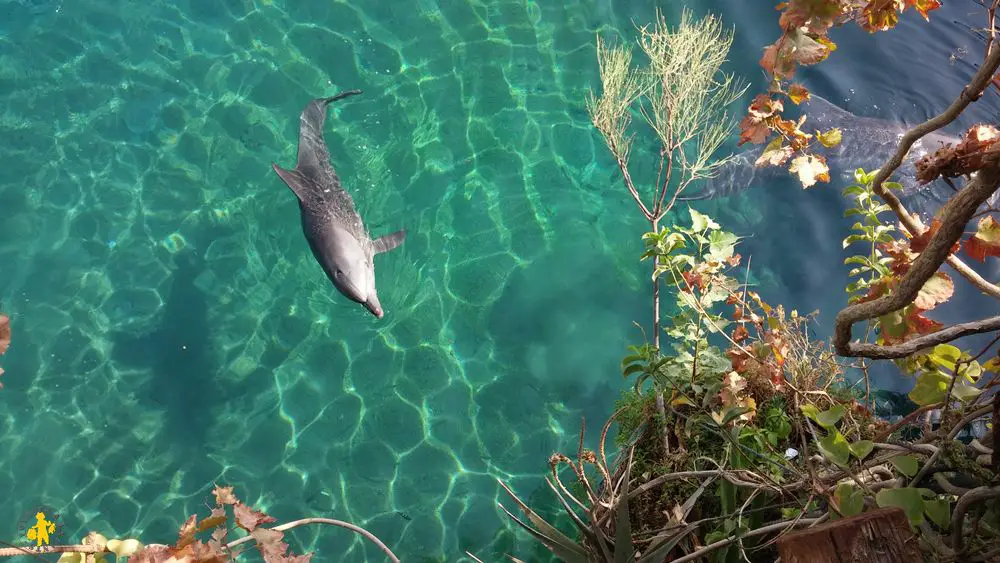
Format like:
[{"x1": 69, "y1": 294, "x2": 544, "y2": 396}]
[
  {"x1": 842, "y1": 168, "x2": 901, "y2": 303},
  {"x1": 588, "y1": 6, "x2": 748, "y2": 463},
  {"x1": 0, "y1": 313, "x2": 9, "y2": 390}
]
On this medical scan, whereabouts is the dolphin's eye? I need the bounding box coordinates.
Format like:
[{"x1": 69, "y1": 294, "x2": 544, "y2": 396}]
[{"x1": 334, "y1": 269, "x2": 343, "y2": 279}]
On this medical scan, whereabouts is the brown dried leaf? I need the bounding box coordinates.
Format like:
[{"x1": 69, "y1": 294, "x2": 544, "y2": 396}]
[
  {"x1": 197, "y1": 508, "x2": 228, "y2": 533},
  {"x1": 212, "y1": 484, "x2": 239, "y2": 506},
  {"x1": 914, "y1": 124, "x2": 1000, "y2": 183},
  {"x1": 176, "y1": 514, "x2": 198, "y2": 549},
  {"x1": 0, "y1": 314, "x2": 9, "y2": 356},
  {"x1": 127, "y1": 544, "x2": 175, "y2": 563},
  {"x1": 251, "y1": 527, "x2": 315, "y2": 563},
  {"x1": 755, "y1": 137, "x2": 794, "y2": 167},
  {"x1": 234, "y1": 502, "x2": 277, "y2": 532}
]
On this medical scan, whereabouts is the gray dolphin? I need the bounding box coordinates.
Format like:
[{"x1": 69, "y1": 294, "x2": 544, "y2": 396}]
[
  {"x1": 680, "y1": 94, "x2": 961, "y2": 202},
  {"x1": 273, "y1": 91, "x2": 406, "y2": 319}
]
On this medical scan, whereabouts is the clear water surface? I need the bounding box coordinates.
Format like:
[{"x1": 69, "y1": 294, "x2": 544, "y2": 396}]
[{"x1": 0, "y1": 0, "x2": 997, "y2": 560}]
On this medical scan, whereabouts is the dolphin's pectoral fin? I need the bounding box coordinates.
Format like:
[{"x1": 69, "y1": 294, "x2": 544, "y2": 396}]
[
  {"x1": 272, "y1": 163, "x2": 308, "y2": 202},
  {"x1": 373, "y1": 230, "x2": 407, "y2": 254}
]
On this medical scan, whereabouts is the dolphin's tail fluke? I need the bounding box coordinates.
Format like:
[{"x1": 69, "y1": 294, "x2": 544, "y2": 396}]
[
  {"x1": 321, "y1": 90, "x2": 363, "y2": 106},
  {"x1": 298, "y1": 90, "x2": 364, "y2": 155}
]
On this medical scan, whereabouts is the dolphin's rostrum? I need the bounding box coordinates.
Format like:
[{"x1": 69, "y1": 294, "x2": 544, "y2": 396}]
[{"x1": 273, "y1": 91, "x2": 406, "y2": 319}]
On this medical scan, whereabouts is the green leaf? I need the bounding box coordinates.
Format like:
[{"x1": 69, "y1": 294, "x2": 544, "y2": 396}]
[
  {"x1": 834, "y1": 483, "x2": 864, "y2": 518},
  {"x1": 817, "y1": 128, "x2": 842, "y2": 148},
  {"x1": 923, "y1": 498, "x2": 950, "y2": 529},
  {"x1": 842, "y1": 234, "x2": 871, "y2": 248},
  {"x1": 843, "y1": 185, "x2": 865, "y2": 197},
  {"x1": 623, "y1": 364, "x2": 645, "y2": 378},
  {"x1": 929, "y1": 344, "x2": 961, "y2": 371},
  {"x1": 689, "y1": 208, "x2": 720, "y2": 232},
  {"x1": 908, "y1": 371, "x2": 950, "y2": 406},
  {"x1": 952, "y1": 382, "x2": 983, "y2": 402},
  {"x1": 496, "y1": 480, "x2": 589, "y2": 561},
  {"x1": 721, "y1": 406, "x2": 753, "y2": 426},
  {"x1": 958, "y1": 361, "x2": 982, "y2": 383},
  {"x1": 707, "y1": 231, "x2": 739, "y2": 263},
  {"x1": 815, "y1": 405, "x2": 846, "y2": 429},
  {"x1": 637, "y1": 523, "x2": 699, "y2": 563},
  {"x1": 876, "y1": 488, "x2": 925, "y2": 526},
  {"x1": 799, "y1": 404, "x2": 820, "y2": 423},
  {"x1": 614, "y1": 459, "x2": 634, "y2": 563},
  {"x1": 818, "y1": 430, "x2": 851, "y2": 466},
  {"x1": 621, "y1": 355, "x2": 645, "y2": 369},
  {"x1": 849, "y1": 440, "x2": 874, "y2": 460},
  {"x1": 781, "y1": 507, "x2": 802, "y2": 520},
  {"x1": 890, "y1": 455, "x2": 919, "y2": 477}
]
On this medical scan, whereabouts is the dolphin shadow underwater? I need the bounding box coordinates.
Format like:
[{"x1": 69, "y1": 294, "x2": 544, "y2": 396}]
[
  {"x1": 681, "y1": 94, "x2": 1000, "y2": 214},
  {"x1": 273, "y1": 91, "x2": 407, "y2": 319}
]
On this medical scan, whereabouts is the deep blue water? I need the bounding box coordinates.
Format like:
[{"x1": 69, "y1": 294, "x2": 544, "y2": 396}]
[{"x1": 0, "y1": 0, "x2": 997, "y2": 561}]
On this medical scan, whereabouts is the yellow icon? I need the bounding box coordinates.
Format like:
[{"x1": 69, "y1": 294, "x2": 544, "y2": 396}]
[{"x1": 26, "y1": 512, "x2": 56, "y2": 546}]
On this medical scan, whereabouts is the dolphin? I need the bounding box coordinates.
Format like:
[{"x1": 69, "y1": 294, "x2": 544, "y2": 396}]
[
  {"x1": 272, "y1": 91, "x2": 407, "y2": 319},
  {"x1": 679, "y1": 94, "x2": 962, "y2": 204}
]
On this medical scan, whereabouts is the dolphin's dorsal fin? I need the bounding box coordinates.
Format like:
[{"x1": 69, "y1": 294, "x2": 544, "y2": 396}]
[
  {"x1": 373, "y1": 230, "x2": 407, "y2": 254},
  {"x1": 272, "y1": 163, "x2": 309, "y2": 202}
]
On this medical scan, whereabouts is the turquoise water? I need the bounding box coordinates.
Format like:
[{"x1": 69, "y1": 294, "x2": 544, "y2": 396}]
[{"x1": 0, "y1": 0, "x2": 996, "y2": 561}]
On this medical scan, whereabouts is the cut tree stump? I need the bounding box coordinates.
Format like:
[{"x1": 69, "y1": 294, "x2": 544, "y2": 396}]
[{"x1": 777, "y1": 507, "x2": 921, "y2": 563}]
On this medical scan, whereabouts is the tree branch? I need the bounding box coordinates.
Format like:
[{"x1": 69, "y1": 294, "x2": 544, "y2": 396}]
[
  {"x1": 838, "y1": 316, "x2": 1000, "y2": 360},
  {"x1": 834, "y1": 166, "x2": 1000, "y2": 358},
  {"x1": 951, "y1": 486, "x2": 1000, "y2": 555}
]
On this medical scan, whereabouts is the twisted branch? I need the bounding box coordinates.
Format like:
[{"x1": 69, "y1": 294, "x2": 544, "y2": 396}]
[
  {"x1": 834, "y1": 166, "x2": 1000, "y2": 358},
  {"x1": 867, "y1": 37, "x2": 1000, "y2": 301}
]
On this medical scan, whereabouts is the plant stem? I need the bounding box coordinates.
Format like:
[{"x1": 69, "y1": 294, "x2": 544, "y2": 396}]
[
  {"x1": 651, "y1": 215, "x2": 671, "y2": 456},
  {"x1": 225, "y1": 518, "x2": 400, "y2": 563}
]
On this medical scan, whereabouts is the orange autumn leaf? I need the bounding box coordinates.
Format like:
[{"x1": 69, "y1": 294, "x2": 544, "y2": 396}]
[
  {"x1": 682, "y1": 270, "x2": 705, "y2": 291},
  {"x1": 739, "y1": 94, "x2": 784, "y2": 146},
  {"x1": 761, "y1": 28, "x2": 837, "y2": 79},
  {"x1": 788, "y1": 83, "x2": 811, "y2": 104},
  {"x1": 908, "y1": 218, "x2": 959, "y2": 255},
  {"x1": 879, "y1": 304, "x2": 944, "y2": 345},
  {"x1": 774, "y1": 115, "x2": 813, "y2": 151},
  {"x1": 965, "y1": 216, "x2": 1000, "y2": 262},
  {"x1": 779, "y1": 0, "x2": 843, "y2": 33},
  {"x1": 906, "y1": 0, "x2": 942, "y2": 20},
  {"x1": 732, "y1": 324, "x2": 750, "y2": 343},
  {"x1": 862, "y1": 0, "x2": 904, "y2": 32}
]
